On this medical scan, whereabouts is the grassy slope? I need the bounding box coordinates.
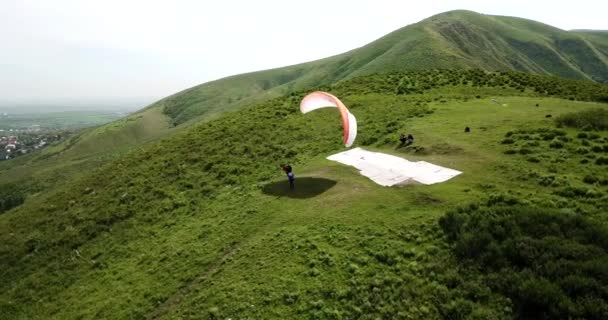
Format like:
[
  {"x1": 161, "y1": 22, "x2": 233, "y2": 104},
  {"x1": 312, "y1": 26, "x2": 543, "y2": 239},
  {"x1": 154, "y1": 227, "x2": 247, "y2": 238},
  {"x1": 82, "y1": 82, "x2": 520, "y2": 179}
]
[
  {"x1": 1, "y1": 71, "x2": 607, "y2": 319},
  {"x1": 0, "y1": 107, "x2": 171, "y2": 191},
  {"x1": 155, "y1": 10, "x2": 608, "y2": 126},
  {"x1": 3, "y1": 10, "x2": 606, "y2": 199}
]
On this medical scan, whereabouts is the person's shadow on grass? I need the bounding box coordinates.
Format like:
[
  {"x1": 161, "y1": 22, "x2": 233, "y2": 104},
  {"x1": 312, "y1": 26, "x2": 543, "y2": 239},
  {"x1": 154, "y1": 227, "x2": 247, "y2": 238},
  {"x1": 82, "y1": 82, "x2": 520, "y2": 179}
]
[{"x1": 262, "y1": 177, "x2": 337, "y2": 199}]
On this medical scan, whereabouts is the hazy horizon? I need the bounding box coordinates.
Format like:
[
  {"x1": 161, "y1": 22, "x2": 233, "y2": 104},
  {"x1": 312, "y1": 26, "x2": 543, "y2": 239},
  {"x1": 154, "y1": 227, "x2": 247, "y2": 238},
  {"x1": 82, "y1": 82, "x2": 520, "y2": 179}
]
[
  {"x1": 0, "y1": 99, "x2": 144, "y2": 113},
  {"x1": 2, "y1": 0, "x2": 607, "y2": 111}
]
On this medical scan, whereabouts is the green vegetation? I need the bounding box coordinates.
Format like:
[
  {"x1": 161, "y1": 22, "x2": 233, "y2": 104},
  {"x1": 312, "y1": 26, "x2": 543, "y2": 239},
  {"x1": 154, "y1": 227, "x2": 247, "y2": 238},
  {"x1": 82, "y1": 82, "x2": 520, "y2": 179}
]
[
  {"x1": 1, "y1": 69, "x2": 607, "y2": 319},
  {"x1": 0, "y1": 183, "x2": 25, "y2": 214},
  {"x1": 150, "y1": 10, "x2": 608, "y2": 126},
  {"x1": 0, "y1": 107, "x2": 172, "y2": 197},
  {"x1": 555, "y1": 108, "x2": 608, "y2": 131},
  {"x1": 441, "y1": 204, "x2": 608, "y2": 319},
  {"x1": 4, "y1": 9, "x2": 603, "y2": 209}
]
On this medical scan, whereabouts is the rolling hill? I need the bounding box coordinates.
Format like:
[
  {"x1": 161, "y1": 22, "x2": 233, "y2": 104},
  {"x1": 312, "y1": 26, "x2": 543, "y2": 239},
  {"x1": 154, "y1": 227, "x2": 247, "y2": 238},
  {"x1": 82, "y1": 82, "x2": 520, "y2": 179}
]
[
  {"x1": 3, "y1": 10, "x2": 606, "y2": 200},
  {"x1": 2, "y1": 70, "x2": 608, "y2": 319},
  {"x1": 156, "y1": 10, "x2": 608, "y2": 126},
  {"x1": 2, "y1": 10, "x2": 608, "y2": 318}
]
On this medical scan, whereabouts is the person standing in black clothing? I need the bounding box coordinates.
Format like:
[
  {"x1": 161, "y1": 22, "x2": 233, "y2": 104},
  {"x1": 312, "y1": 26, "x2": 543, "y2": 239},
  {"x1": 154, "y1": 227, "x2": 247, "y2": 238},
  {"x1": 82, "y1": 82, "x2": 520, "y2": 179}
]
[{"x1": 280, "y1": 164, "x2": 295, "y2": 190}]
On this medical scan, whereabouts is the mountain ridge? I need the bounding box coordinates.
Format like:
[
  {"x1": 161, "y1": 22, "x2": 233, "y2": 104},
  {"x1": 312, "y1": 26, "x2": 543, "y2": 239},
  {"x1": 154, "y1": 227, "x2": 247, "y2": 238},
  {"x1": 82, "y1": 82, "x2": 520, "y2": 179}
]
[{"x1": 154, "y1": 10, "x2": 608, "y2": 126}]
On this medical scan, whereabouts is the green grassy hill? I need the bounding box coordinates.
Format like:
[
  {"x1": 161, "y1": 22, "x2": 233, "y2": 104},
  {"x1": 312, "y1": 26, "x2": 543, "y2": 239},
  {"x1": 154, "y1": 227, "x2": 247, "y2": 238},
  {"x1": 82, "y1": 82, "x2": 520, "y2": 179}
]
[
  {"x1": 155, "y1": 10, "x2": 608, "y2": 126},
  {"x1": 4, "y1": 10, "x2": 605, "y2": 202},
  {"x1": 2, "y1": 70, "x2": 608, "y2": 319},
  {"x1": 0, "y1": 107, "x2": 172, "y2": 198}
]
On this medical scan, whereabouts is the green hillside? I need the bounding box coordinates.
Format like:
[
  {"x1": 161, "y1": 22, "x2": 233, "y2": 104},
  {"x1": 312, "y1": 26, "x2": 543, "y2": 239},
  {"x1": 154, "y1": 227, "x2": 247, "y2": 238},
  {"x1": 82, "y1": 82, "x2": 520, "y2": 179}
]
[
  {"x1": 4, "y1": 10, "x2": 605, "y2": 203},
  {"x1": 0, "y1": 107, "x2": 172, "y2": 199},
  {"x1": 2, "y1": 70, "x2": 608, "y2": 319},
  {"x1": 155, "y1": 10, "x2": 608, "y2": 126}
]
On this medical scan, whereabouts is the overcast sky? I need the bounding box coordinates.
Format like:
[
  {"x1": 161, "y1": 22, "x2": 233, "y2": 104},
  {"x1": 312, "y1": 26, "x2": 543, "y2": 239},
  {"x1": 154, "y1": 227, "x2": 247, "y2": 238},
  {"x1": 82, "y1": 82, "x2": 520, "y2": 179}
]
[{"x1": 1, "y1": 0, "x2": 606, "y2": 110}]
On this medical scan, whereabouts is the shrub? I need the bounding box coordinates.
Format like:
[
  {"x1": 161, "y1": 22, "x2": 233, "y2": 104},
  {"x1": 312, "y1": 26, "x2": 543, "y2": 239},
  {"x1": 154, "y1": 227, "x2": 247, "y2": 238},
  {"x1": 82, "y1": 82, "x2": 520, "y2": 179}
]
[
  {"x1": 501, "y1": 138, "x2": 515, "y2": 144},
  {"x1": 439, "y1": 204, "x2": 608, "y2": 320},
  {"x1": 592, "y1": 145, "x2": 603, "y2": 153},
  {"x1": 525, "y1": 141, "x2": 540, "y2": 147},
  {"x1": 554, "y1": 108, "x2": 608, "y2": 130},
  {"x1": 583, "y1": 175, "x2": 598, "y2": 184},
  {"x1": 504, "y1": 149, "x2": 517, "y2": 155},
  {"x1": 555, "y1": 186, "x2": 597, "y2": 198},
  {"x1": 596, "y1": 157, "x2": 608, "y2": 165},
  {"x1": 538, "y1": 175, "x2": 556, "y2": 187},
  {"x1": 577, "y1": 132, "x2": 588, "y2": 139},
  {"x1": 549, "y1": 141, "x2": 564, "y2": 149},
  {"x1": 0, "y1": 184, "x2": 26, "y2": 214},
  {"x1": 541, "y1": 133, "x2": 556, "y2": 141}
]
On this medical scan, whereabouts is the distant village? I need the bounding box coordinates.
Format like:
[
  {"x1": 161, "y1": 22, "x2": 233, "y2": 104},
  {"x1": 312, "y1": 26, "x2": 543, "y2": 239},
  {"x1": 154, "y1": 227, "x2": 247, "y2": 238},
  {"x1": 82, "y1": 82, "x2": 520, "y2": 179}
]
[{"x1": 0, "y1": 124, "x2": 65, "y2": 160}]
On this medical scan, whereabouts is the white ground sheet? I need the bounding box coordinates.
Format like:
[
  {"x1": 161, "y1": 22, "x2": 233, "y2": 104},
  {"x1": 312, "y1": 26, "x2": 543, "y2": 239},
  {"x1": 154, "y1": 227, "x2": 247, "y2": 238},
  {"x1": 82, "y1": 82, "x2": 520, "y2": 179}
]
[{"x1": 327, "y1": 147, "x2": 462, "y2": 186}]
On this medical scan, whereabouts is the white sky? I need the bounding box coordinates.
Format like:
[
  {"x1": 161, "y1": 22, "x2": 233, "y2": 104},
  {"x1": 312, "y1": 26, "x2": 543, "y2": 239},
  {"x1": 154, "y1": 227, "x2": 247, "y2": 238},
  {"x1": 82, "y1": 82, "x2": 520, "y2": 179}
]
[{"x1": 1, "y1": 0, "x2": 606, "y2": 110}]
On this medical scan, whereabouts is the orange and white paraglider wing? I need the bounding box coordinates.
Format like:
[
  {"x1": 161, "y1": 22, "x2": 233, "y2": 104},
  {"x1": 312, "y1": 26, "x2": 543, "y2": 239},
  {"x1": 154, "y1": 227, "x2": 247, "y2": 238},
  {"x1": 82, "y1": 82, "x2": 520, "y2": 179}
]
[{"x1": 300, "y1": 91, "x2": 357, "y2": 147}]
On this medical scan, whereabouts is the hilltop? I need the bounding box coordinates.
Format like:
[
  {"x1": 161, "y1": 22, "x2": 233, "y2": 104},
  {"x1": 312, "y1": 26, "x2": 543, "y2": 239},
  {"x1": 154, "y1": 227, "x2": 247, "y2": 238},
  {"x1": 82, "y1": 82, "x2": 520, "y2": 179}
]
[
  {"x1": 156, "y1": 10, "x2": 608, "y2": 125},
  {"x1": 2, "y1": 70, "x2": 608, "y2": 319},
  {"x1": 3, "y1": 10, "x2": 607, "y2": 201}
]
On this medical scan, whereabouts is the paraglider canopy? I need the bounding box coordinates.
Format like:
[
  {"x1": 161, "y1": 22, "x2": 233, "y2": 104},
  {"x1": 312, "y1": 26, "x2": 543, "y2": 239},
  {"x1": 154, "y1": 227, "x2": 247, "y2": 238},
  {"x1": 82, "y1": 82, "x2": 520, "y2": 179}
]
[{"x1": 300, "y1": 91, "x2": 357, "y2": 147}]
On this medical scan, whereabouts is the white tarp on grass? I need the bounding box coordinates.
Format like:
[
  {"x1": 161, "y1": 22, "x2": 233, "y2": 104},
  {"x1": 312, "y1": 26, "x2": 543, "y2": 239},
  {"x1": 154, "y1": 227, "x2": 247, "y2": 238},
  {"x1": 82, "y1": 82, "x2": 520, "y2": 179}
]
[{"x1": 327, "y1": 147, "x2": 462, "y2": 186}]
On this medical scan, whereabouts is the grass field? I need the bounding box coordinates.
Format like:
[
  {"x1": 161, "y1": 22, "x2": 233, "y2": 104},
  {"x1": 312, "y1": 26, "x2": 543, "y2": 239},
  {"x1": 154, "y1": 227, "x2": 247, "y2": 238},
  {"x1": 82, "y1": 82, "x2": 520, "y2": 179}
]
[
  {"x1": 0, "y1": 110, "x2": 127, "y2": 130},
  {"x1": 1, "y1": 70, "x2": 607, "y2": 319}
]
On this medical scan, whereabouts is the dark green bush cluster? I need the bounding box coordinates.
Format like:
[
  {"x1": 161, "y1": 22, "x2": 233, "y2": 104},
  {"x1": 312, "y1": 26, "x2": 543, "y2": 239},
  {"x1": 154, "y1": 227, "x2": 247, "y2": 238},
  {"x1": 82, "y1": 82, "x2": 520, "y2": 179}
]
[
  {"x1": 555, "y1": 108, "x2": 608, "y2": 131},
  {"x1": 505, "y1": 128, "x2": 566, "y2": 142},
  {"x1": 0, "y1": 183, "x2": 26, "y2": 214},
  {"x1": 549, "y1": 140, "x2": 564, "y2": 149},
  {"x1": 383, "y1": 69, "x2": 608, "y2": 102},
  {"x1": 439, "y1": 204, "x2": 608, "y2": 320}
]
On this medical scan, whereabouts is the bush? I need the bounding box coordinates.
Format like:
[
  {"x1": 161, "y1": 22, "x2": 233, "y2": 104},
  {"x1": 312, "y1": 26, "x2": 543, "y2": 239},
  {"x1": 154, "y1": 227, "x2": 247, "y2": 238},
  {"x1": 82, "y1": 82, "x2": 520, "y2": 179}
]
[
  {"x1": 525, "y1": 141, "x2": 540, "y2": 147},
  {"x1": 0, "y1": 184, "x2": 26, "y2": 214},
  {"x1": 439, "y1": 204, "x2": 608, "y2": 320},
  {"x1": 596, "y1": 157, "x2": 608, "y2": 165},
  {"x1": 554, "y1": 108, "x2": 608, "y2": 130},
  {"x1": 577, "y1": 132, "x2": 588, "y2": 139},
  {"x1": 549, "y1": 141, "x2": 564, "y2": 149},
  {"x1": 583, "y1": 175, "x2": 598, "y2": 184},
  {"x1": 501, "y1": 138, "x2": 515, "y2": 144},
  {"x1": 527, "y1": 157, "x2": 540, "y2": 163},
  {"x1": 592, "y1": 145, "x2": 603, "y2": 153}
]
